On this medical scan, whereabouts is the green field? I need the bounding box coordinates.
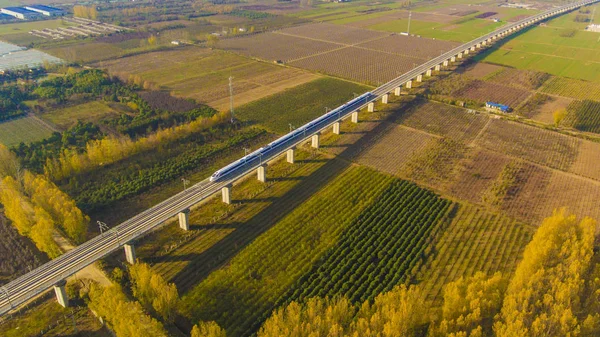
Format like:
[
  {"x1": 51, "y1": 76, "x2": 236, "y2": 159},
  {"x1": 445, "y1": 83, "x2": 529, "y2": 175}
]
[
  {"x1": 182, "y1": 166, "x2": 396, "y2": 336},
  {"x1": 236, "y1": 77, "x2": 370, "y2": 134},
  {"x1": 283, "y1": 179, "x2": 452, "y2": 304},
  {"x1": 41, "y1": 101, "x2": 121, "y2": 129},
  {"x1": 0, "y1": 19, "x2": 73, "y2": 45},
  {"x1": 369, "y1": 17, "x2": 503, "y2": 42},
  {"x1": 418, "y1": 203, "x2": 532, "y2": 307},
  {"x1": 478, "y1": 3, "x2": 600, "y2": 82},
  {"x1": 0, "y1": 116, "x2": 55, "y2": 147}
]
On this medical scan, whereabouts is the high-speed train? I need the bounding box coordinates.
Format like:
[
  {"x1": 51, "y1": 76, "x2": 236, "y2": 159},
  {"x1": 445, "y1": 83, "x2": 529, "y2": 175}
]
[{"x1": 210, "y1": 92, "x2": 374, "y2": 182}]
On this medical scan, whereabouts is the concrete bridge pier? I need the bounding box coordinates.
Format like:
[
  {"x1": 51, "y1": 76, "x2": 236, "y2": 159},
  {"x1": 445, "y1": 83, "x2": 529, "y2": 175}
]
[
  {"x1": 368, "y1": 102, "x2": 374, "y2": 112},
  {"x1": 178, "y1": 209, "x2": 190, "y2": 230},
  {"x1": 351, "y1": 111, "x2": 359, "y2": 123},
  {"x1": 311, "y1": 133, "x2": 320, "y2": 149},
  {"x1": 450, "y1": 56, "x2": 456, "y2": 62},
  {"x1": 54, "y1": 280, "x2": 68, "y2": 308},
  {"x1": 333, "y1": 121, "x2": 340, "y2": 134},
  {"x1": 257, "y1": 164, "x2": 267, "y2": 182},
  {"x1": 382, "y1": 94, "x2": 389, "y2": 104},
  {"x1": 416, "y1": 74, "x2": 423, "y2": 82},
  {"x1": 286, "y1": 147, "x2": 295, "y2": 164},
  {"x1": 406, "y1": 80, "x2": 412, "y2": 89},
  {"x1": 124, "y1": 243, "x2": 136, "y2": 264},
  {"x1": 443, "y1": 60, "x2": 449, "y2": 67},
  {"x1": 464, "y1": 49, "x2": 469, "y2": 55},
  {"x1": 221, "y1": 185, "x2": 232, "y2": 204},
  {"x1": 394, "y1": 87, "x2": 401, "y2": 96},
  {"x1": 457, "y1": 52, "x2": 463, "y2": 59},
  {"x1": 470, "y1": 46, "x2": 476, "y2": 52},
  {"x1": 426, "y1": 69, "x2": 432, "y2": 77},
  {"x1": 435, "y1": 64, "x2": 441, "y2": 71},
  {"x1": 476, "y1": 43, "x2": 481, "y2": 48}
]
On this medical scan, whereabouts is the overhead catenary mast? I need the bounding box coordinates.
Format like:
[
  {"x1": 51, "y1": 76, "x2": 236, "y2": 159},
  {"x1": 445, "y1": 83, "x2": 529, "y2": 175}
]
[{"x1": 229, "y1": 76, "x2": 235, "y2": 123}]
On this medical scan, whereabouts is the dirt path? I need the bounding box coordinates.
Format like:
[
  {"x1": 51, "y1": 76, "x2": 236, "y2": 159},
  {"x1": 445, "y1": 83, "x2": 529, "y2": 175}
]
[{"x1": 53, "y1": 233, "x2": 111, "y2": 286}]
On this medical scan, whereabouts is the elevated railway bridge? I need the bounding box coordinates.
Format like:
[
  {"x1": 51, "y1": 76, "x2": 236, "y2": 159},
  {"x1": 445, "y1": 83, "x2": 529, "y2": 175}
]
[{"x1": 1, "y1": 0, "x2": 597, "y2": 316}]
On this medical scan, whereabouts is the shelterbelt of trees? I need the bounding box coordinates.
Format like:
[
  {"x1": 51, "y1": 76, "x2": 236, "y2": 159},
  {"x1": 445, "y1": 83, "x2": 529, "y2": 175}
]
[
  {"x1": 87, "y1": 262, "x2": 225, "y2": 337},
  {"x1": 45, "y1": 110, "x2": 231, "y2": 181},
  {"x1": 211, "y1": 209, "x2": 596, "y2": 337},
  {"x1": 0, "y1": 144, "x2": 89, "y2": 258}
]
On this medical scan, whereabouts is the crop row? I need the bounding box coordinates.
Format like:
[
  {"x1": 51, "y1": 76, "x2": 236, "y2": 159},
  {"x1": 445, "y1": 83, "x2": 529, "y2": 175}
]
[
  {"x1": 280, "y1": 179, "x2": 452, "y2": 306},
  {"x1": 182, "y1": 166, "x2": 395, "y2": 337},
  {"x1": 565, "y1": 99, "x2": 600, "y2": 134}
]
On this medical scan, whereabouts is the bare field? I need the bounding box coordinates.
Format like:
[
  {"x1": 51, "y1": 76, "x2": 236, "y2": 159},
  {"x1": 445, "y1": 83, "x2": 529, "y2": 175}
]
[
  {"x1": 569, "y1": 140, "x2": 600, "y2": 181},
  {"x1": 219, "y1": 32, "x2": 342, "y2": 62},
  {"x1": 499, "y1": 162, "x2": 553, "y2": 223},
  {"x1": 275, "y1": 22, "x2": 388, "y2": 45},
  {"x1": 0, "y1": 215, "x2": 45, "y2": 285},
  {"x1": 531, "y1": 95, "x2": 573, "y2": 124},
  {"x1": 356, "y1": 34, "x2": 460, "y2": 59},
  {"x1": 290, "y1": 46, "x2": 421, "y2": 85},
  {"x1": 475, "y1": 119, "x2": 580, "y2": 171},
  {"x1": 395, "y1": 100, "x2": 489, "y2": 142},
  {"x1": 449, "y1": 149, "x2": 511, "y2": 204},
  {"x1": 540, "y1": 172, "x2": 600, "y2": 221},
  {"x1": 95, "y1": 48, "x2": 319, "y2": 110},
  {"x1": 485, "y1": 68, "x2": 550, "y2": 90},
  {"x1": 458, "y1": 62, "x2": 504, "y2": 79},
  {"x1": 354, "y1": 123, "x2": 436, "y2": 175},
  {"x1": 454, "y1": 80, "x2": 532, "y2": 107}
]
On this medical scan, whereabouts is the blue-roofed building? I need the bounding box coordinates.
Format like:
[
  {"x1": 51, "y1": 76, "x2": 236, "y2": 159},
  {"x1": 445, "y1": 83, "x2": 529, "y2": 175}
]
[
  {"x1": 485, "y1": 102, "x2": 511, "y2": 113},
  {"x1": 1, "y1": 7, "x2": 41, "y2": 20},
  {"x1": 25, "y1": 5, "x2": 66, "y2": 17},
  {"x1": 0, "y1": 13, "x2": 16, "y2": 21}
]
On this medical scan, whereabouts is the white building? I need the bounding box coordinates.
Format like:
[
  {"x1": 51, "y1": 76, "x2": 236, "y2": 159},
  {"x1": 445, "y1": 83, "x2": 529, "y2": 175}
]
[
  {"x1": 1, "y1": 7, "x2": 41, "y2": 20},
  {"x1": 24, "y1": 5, "x2": 66, "y2": 17}
]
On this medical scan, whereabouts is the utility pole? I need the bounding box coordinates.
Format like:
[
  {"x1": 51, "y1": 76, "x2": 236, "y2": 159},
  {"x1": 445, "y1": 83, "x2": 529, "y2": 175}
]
[
  {"x1": 229, "y1": 76, "x2": 235, "y2": 123},
  {"x1": 181, "y1": 178, "x2": 189, "y2": 190},
  {"x1": 407, "y1": 11, "x2": 412, "y2": 35}
]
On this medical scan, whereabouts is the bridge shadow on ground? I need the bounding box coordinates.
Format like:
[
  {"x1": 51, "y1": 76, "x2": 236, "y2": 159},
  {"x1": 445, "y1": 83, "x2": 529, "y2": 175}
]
[{"x1": 166, "y1": 101, "x2": 409, "y2": 295}]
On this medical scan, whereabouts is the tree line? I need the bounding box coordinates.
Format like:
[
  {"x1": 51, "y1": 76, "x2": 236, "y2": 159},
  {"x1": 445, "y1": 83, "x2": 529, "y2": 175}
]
[
  {"x1": 0, "y1": 144, "x2": 89, "y2": 258},
  {"x1": 89, "y1": 262, "x2": 225, "y2": 337}
]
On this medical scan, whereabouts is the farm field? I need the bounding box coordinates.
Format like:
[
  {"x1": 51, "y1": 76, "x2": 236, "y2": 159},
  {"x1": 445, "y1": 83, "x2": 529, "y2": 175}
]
[
  {"x1": 477, "y1": 3, "x2": 600, "y2": 82},
  {"x1": 564, "y1": 99, "x2": 600, "y2": 133},
  {"x1": 283, "y1": 179, "x2": 453, "y2": 305},
  {"x1": 0, "y1": 215, "x2": 46, "y2": 285},
  {"x1": 182, "y1": 166, "x2": 396, "y2": 336},
  {"x1": 40, "y1": 101, "x2": 122, "y2": 130},
  {"x1": 540, "y1": 76, "x2": 600, "y2": 101},
  {"x1": 235, "y1": 77, "x2": 370, "y2": 134},
  {"x1": 289, "y1": 46, "x2": 423, "y2": 85},
  {"x1": 340, "y1": 97, "x2": 600, "y2": 224},
  {"x1": 95, "y1": 48, "x2": 320, "y2": 111},
  {"x1": 218, "y1": 23, "x2": 460, "y2": 85},
  {"x1": 0, "y1": 116, "x2": 56, "y2": 147},
  {"x1": 418, "y1": 203, "x2": 532, "y2": 308}
]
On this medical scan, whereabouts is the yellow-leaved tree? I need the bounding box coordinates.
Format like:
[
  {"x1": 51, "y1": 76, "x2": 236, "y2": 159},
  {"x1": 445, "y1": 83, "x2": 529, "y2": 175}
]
[
  {"x1": 429, "y1": 272, "x2": 506, "y2": 337},
  {"x1": 129, "y1": 262, "x2": 180, "y2": 323},
  {"x1": 88, "y1": 282, "x2": 168, "y2": 337},
  {"x1": 191, "y1": 321, "x2": 227, "y2": 337},
  {"x1": 258, "y1": 284, "x2": 424, "y2": 337},
  {"x1": 23, "y1": 171, "x2": 89, "y2": 243},
  {"x1": 493, "y1": 209, "x2": 598, "y2": 337}
]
